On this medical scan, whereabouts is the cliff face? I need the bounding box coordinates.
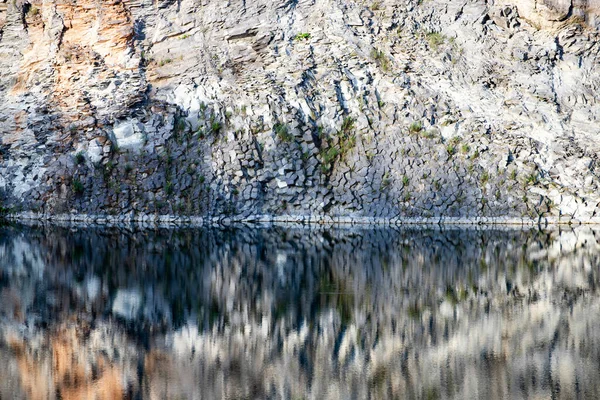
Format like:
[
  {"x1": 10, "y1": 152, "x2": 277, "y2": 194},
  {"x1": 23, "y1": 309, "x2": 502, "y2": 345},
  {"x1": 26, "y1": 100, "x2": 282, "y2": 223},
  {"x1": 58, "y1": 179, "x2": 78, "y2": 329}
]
[{"x1": 1, "y1": 0, "x2": 600, "y2": 221}]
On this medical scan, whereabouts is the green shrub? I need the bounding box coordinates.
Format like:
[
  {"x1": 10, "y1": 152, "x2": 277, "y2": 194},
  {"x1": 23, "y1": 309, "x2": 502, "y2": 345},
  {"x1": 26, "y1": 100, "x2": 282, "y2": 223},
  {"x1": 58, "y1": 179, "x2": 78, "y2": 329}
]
[
  {"x1": 341, "y1": 116, "x2": 355, "y2": 133},
  {"x1": 295, "y1": 32, "x2": 311, "y2": 41},
  {"x1": 408, "y1": 121, "x2": 423, "y2": 134},
  {"x1": 526, "y1": 173, "x2": 538, "y2": 185},
  {"x1": 422, "y1": 130, "x2": 436, "y2": 139},
  {"x1": 159, "y1": 58, "x2": 173, "y2": 67},
  {"x1": 174, "y1": 116, "x2": 187, "y2": 133},
  {"x1": 165, "y1": 181, "x2": 174, "y2": 195},
  {"x1": 74, "y1": 152, "x2": 85, "y2": 165},
  {"x1": 72, "y1": 178, "x2": 84, "y2": 195},
  {"x1": 426, "y1": 32, "x2": 446, "y2": 51},
  {"x1": 320, "y1": 147, "x2": 341, "y2": 172},
  {"x1": 274, "y1": 123, "x2": 293, "y2": 142},
  {"x1": 370, "y1": 48, "x2": 390, "y2": 72},
  {"x1": 481, "y1": 171, "x2": 490, "y2": 184},
  {"x1": 382, "y1": 172, "x2": 392, "y2": 188},
  {"x1": 211, "y1": 120, "x2": 222, "y2": 134}
]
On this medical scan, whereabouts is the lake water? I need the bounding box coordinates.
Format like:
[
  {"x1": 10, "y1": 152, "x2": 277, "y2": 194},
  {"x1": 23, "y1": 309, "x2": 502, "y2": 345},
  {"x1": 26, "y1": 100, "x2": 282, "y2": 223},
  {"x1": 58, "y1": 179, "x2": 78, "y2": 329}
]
[{"x1": 0, "y1": 223, "x2": 599, "y2": 399}]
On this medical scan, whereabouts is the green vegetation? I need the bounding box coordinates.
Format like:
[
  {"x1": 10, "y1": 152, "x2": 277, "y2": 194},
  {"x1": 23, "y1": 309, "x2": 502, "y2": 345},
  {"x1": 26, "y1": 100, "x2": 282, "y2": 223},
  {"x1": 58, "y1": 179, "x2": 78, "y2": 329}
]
[
  {"x1": 274, "y1": 123, "x2": 293, "y2": 142},
  {"x1": 159, "y1": 58, "x2": 173, "y2": 67},
  {"x1": 481, "y1": 171, "x2": 490, "y2": 185},
  {"x1": 446, "y1": 144, "x2": 456, "y2": 156},
  {"x1": 211, "y1": 120, "x2": 222, "y2": 134},
  {"x1": 319, "y1": 117, "x2": 357, "y2": 173},
  {"x1": 408, "y1": 121, "x2": 423, "y2": 134},
  {"x1": 74, "y1": 152, "x2": 85, "y2": 165},
  {"x1": 341, "y1": 116, "x2": 355, "y2": 134},
  {"x1": 295, "y1": 32, "x2": 311, "y2": 41},
  {"x1": 165, "y1": 181, "x2": 174, "y2": 196},
  {"x1": 371, "y1": 1, "x2": 382, "y2": 10},
  {"x1": 320, "y1": 147, "x2": 341, "y2": 172},
  {"x1": 72, "y1": 178, "x2": 84, "y2": 195},
  {"x1": 370, "y1": 48, "x2": 390, "y2": 72},
  {"x1": 526, "y1": 173, "x2": 538, "y2": 185},
  {"x1": 426, "y1": 32, "x2": 446, "y2": 51},
  {"x1": 422, "y1": 130, "x2": 436, "y2": 139},
  {"x1": 174, "y1": 116, "x2": 187, "y2": 134},
  {"x1": 382, "y1": 172, "x2": 392, "y2": 188}
]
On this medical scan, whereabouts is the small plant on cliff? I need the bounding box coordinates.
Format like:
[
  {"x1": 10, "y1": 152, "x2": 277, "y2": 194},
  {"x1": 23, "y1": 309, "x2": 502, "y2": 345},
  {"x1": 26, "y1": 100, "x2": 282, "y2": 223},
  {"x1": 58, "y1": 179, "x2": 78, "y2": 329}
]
[
  {"x1": 274, "y1": 123, "x2": 293, "y2": 142},
  {"x1": 341, "y1": 116, "x2": 355, "y2": 134},
  {"x1": 446, "y1": 144, "x2": 456, "y2": 156},
  {"x1": 370, "y1": 48, "x2": 390, "y2": 72},
  {"x1": 481, "y1": 171, "x2": 490, "y2": 185},
  {"x1": 426, "y1": 32, "x2": 446, "y2": 51},
  {"x1": 72, "y1": 178, "x2": 84, "y2": 195},
  {"x1": 422, "y1": 130, "x2": 436, "y2": 139},
  {"x1": 210, "y1": 119, "x2": 222, "y2": 135},
  {"x1": 159, "y1": 58, "x2": 173, "y2": 67},
  {"x1": 382, "y1": 172, "x2": 392, "y2": 189},
  {"x1": 526, "y1": 173, "x2": 538, "y2": 185},
  {"x1": 295, "y1": 32, "x2": 311, "y2": 41},
  {"x1": 320, "y1": 147, "x2": 340, "y2": 173},
  {"x1": 74, "y1": 152, "x2": 85, "y2": 165},
  {"x1": 408, "y1": 121, "x2": 423, "y2": 134},
  {"x1": 165, "y1": 181, "x2": 174, "y2": 196},
  {"x1": 28, "y1": 7, "x2": 40, "y2": 17},
  {"x1": 174, "y1": 116, "x2": 187, "y2": 134}
]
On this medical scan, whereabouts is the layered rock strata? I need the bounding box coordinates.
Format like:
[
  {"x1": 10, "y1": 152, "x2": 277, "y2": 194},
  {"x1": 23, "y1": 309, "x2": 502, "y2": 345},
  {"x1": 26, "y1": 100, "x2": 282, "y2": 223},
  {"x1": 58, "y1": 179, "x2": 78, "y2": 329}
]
[{"x1": 1, "y1": 0, "x2": 600, "y2": 221}]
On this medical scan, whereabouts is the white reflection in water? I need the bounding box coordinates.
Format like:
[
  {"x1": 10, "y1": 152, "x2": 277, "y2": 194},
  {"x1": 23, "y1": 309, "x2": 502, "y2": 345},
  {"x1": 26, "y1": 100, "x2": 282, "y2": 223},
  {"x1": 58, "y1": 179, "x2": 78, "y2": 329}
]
[{"x1": 0, "y1": 224, "x2": 599, "y2": 399}]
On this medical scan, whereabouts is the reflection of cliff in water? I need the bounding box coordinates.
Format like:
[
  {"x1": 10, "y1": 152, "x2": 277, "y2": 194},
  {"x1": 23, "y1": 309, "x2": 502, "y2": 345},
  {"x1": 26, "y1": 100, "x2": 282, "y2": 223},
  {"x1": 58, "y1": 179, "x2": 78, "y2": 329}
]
[{"x1": 1, "y1": 224, "x2": 600, "y2": 399}]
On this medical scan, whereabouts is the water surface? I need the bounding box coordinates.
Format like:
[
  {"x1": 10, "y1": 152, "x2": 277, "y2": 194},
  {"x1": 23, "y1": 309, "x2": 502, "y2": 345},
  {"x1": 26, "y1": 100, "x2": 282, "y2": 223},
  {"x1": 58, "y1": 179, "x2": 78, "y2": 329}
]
[{"x1": 1, "y1": 223, "x2": 600, "y2": 399}]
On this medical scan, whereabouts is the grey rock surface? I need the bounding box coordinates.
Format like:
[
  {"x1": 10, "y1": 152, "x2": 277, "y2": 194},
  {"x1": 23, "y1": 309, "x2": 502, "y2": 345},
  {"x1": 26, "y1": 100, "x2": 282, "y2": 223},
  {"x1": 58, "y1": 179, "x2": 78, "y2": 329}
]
[{"x1": 1, "y1": 0, "x2": 600, "y2": 221}]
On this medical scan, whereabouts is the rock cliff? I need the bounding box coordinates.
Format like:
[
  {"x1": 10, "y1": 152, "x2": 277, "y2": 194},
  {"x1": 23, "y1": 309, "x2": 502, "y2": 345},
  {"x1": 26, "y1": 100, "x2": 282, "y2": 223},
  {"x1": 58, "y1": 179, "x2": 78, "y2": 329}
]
[{"x1": 1, "y1": 0, "x2": 600, "y2": 221}]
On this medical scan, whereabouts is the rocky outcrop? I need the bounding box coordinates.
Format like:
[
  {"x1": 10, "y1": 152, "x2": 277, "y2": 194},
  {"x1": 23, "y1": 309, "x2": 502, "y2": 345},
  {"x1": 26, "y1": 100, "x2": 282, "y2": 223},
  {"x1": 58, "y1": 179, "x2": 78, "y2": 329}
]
[
  {"x1": 508, "y1": 0, "x2": 600, "y2": 27},
  {"x1": 1, "y1": 0, "x2": 600, "y2": 221}
]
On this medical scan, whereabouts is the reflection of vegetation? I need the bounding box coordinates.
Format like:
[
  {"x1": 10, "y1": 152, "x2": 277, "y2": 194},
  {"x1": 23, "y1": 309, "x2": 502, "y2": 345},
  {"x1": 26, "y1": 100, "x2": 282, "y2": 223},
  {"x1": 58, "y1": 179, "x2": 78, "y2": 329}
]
[
  {"x1": 318, "y1": 271, "x2": 354, "y2": 325},
  {"x1": 0, "y1": 225, "x2": 596, "y2": 399},
  {"x1": 407, "y1": 304, "x2": 422, "y2": 319}
]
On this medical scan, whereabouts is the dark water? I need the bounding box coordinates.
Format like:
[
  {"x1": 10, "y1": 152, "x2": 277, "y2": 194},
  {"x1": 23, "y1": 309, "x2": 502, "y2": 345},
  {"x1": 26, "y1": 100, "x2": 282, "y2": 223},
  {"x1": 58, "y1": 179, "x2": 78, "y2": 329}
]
[{"x1": 1, "y1": 223, "x2": 600, "y2": 399}]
